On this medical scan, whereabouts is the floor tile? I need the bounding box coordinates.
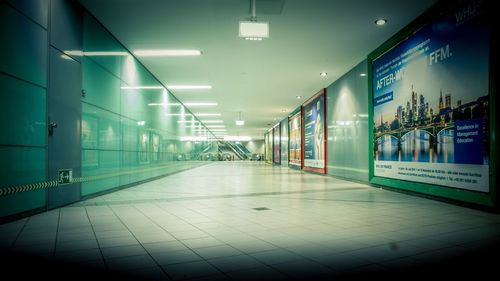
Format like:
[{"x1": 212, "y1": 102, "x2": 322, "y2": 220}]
[
  {"x1": 3, "y1": 162, "x2": 500, "y2": 280},
  {"x1": 162, "y1": 260, "x2": 221, "y2": 280}
]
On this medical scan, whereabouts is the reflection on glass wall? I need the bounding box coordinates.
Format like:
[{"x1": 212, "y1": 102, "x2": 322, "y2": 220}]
[
  {"x1": 81, "y1": 12, "x2": 217, "y2": 196},
  {"x1": 326, "y1": 60, "x2": 369, "y2": 182}
]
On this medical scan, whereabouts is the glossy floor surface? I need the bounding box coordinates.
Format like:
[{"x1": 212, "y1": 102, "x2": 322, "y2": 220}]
[{"x1": 1, "y1": 162, "x2": 500, "y2": 280}]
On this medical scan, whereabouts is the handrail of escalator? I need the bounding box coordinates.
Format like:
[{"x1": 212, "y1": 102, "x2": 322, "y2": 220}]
[{"x1": 226, "y1": 142, "x2": 246, "y2": 159}]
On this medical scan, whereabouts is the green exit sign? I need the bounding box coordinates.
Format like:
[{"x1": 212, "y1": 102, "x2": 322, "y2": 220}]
[{"x1": 58, "y1": 169, "x2": 73, "y2": 184}]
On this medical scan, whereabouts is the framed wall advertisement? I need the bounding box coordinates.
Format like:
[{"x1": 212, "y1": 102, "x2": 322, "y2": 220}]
[
  {"x1": 288, "y1": 110, "x2": 302, "y2": 168},
  {"x1": 369, "y1": 0, "x2": 494, "y2": 205},
  {"x1": 302, "y1": 89, "x2": 327, "y2": 174},
  {"x1": 265, "y1": 131, "x2": 272, "y2": 164},
  {"x1": 273, "y1": 123, "x2": 281, "y2": 164}
]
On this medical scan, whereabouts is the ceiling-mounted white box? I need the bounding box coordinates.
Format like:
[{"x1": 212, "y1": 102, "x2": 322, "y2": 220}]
[{"x1": 239, "y1": 21, "x2": 269, "y2": 39}]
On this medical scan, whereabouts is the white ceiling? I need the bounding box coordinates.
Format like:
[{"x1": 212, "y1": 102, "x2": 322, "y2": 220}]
[{"x1": 79, "y1": 0, "x2": 437, "y2": 139}]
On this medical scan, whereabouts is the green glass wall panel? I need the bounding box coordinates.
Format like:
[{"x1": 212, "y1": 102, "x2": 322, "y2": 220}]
[
  {"x1": 120, "y1": 86, "x2": 151, "y2": 123},
  {"x1": 0, "y1": 1, "x2": 48, "y2": 219},
  {"x1": 82, "y1": 149, "x2": 99, "y2": 169},
  {"x1": 81, "y1": 150, "x2": 120, "y2": 196},
  {"x1": 82, "y1": 103, "x2": 121, "y2": 150},
  {"x1": 82, "y1": 178, "x2": 120, "y2": 196},
  {"x1": 97, "y1": 111, "x2": 121, "y2": 151},
  {"x1": 0, "y1": 74, "x2": 46, "y2": 147},
  {"x1": 0, "y1": 2, "x2": 47, "y2": 87},
  {"x1": 82, "y1": 12, "x2": 124, "y2": 77},
  {"x1": 326, "y1": 60, "x2": 369, "y2": 182},
  {"x1": 0, "y1": 146, "x2": 46, "y2": 217},
  {"x1": 122, "y1": 119, "x2": 139, "y2": 152},
  {"x1": 0, "y1": 146, "x2": 46, "y2": 187},
  {"x1": 97, "y1": 150, "x2": 121, "y2": 170},
  {"x1": 121, "y1": 151, "x2": 137, "y2": 168},
  {"x1": 6, "y1": 0, "x2": 50, "y2": 28},
  {"x1": 82, "y1": 57, "x2": 121, "y2": 113},
  {"x1": 1, "y1": 1, "x2": 219, "y2": 219},
  {"x1": 0, "y1": 189, "x2": 45, "y2": 218},
  {"x1": 80, "y1": 13, "x2": 217, "y2": 198},
  {"x1": 121, "y1": 56, "x2": 159, "y2": 87}
]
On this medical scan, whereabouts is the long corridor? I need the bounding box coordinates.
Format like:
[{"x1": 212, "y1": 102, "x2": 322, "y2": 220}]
[{"x1": 1, "y1": 162, "x2": 500, "y2": 280}]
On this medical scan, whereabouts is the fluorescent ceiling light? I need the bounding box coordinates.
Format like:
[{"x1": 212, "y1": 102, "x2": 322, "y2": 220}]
[
  {"x1": 200, "y1": 120, "x2": 224, "y2": 123},
  {"x1": 177, "y1": 120, "x2": 200, "y2": 123},
  {"x1": 224, "y1": 136, "x2": 251, "y2": 141},
  {"x1": 236, "y1": 120, "x2": 245, "y2": 126},
  {"x1": 239, "y1": 21, "x2": 269, "y2": 39},
  {"x1": 137, "y1": 121, "x2": 146, "y2": 126},
  {"x1": 122, "y1": 86, "x2": 164, "y2": 90},
  {"x1": 167, "y1": 85, "x2": 212, "y2": 90},
  {"x1": 84, "y1": 51, "x2": 129, "y2": 56},
  {"x1": 193, "y1": 113, "x2": 221, "y2": 116},
  {"x1": 133, "y1": 49, "x2": 202, "y2": 57},
  {"x1": 64, "y1": 50, "x2": 129, "y2": 57},
  {"x1": 206, "y1": 125, "x2": 225, "y2": 128},
  {"x1": 149, "y1": 103, "x2": 182, "y2": 106},
  {"x1": 150, "y1": 102, "x2": 216, "y2": 107},
  {"x1": 180, "y1": 136, "x2": 207, "y2": 141},
  {"x1": 166, "y1": 113, "x2": 193, "y2": 116},
  {"x1": 184, "y1": 103, "x2": 217, "y2": 106},
  {"x1": 61, "y1": 54, "x2": 73, "y2": 60}
]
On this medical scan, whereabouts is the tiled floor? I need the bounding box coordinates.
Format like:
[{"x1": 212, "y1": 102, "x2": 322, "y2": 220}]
[{"x1": 1, "y1": 162, "x2": 500, "y2": 280}]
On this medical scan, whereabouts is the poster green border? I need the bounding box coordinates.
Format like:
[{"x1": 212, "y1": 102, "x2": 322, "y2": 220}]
[{"x1": 367, "y1": 0, "x2": 497, "y2": 208}]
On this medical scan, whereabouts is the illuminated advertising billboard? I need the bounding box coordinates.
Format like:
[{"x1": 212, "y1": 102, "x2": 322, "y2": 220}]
[
  {"x1": 289, "y1": 111, "x2": 302, "y2": 167},
  {"x1": 303, "y1": 89, "x2": 326, "y2": 173},
  {"x1": 372, "y1": 1, "x2": 489, "y2": 192}
]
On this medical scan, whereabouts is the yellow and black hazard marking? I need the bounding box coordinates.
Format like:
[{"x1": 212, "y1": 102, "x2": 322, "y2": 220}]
[
  {"x1": 0, "y1": 162, "x2": 206, "y2": 197},
  {"x1": 0, "y1": 180, "x2": 59, "y2": 196}
]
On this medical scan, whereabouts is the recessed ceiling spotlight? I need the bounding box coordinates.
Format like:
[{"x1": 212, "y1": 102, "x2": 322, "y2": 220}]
[
  {"x1": 281, "y1": 109, "x2": 287, "y2": 112},
  {"x1": 360, "y1": 73, "x2": 367, "y2": 77},
  {"x1": 375, "y1": 18, "x2": 387, "y2": 26},
  {"x1": 320, "y1": 72, "x2": 328, "y2": 77},
  {"x1": 296, "y1": 95, "x2": 302, "y2": 99}
]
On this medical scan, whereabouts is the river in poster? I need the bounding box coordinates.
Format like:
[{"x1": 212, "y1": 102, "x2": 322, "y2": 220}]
[
  {"x1": 303, "y1": 94, "x2": 325, "y2": 168},
  {"x1": 372, "y1": 1, "x2": 489, "y2": 192}
]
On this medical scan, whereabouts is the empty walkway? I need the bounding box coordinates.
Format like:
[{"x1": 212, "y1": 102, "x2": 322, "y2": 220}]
[{"x1": 1, "y1": 162, "x2": 499, "y2": 280}]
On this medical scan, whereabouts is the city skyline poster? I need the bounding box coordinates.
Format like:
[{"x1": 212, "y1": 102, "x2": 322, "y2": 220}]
[{"x1": 372, "y1": 1, "x2": 489, "y2": 192}]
